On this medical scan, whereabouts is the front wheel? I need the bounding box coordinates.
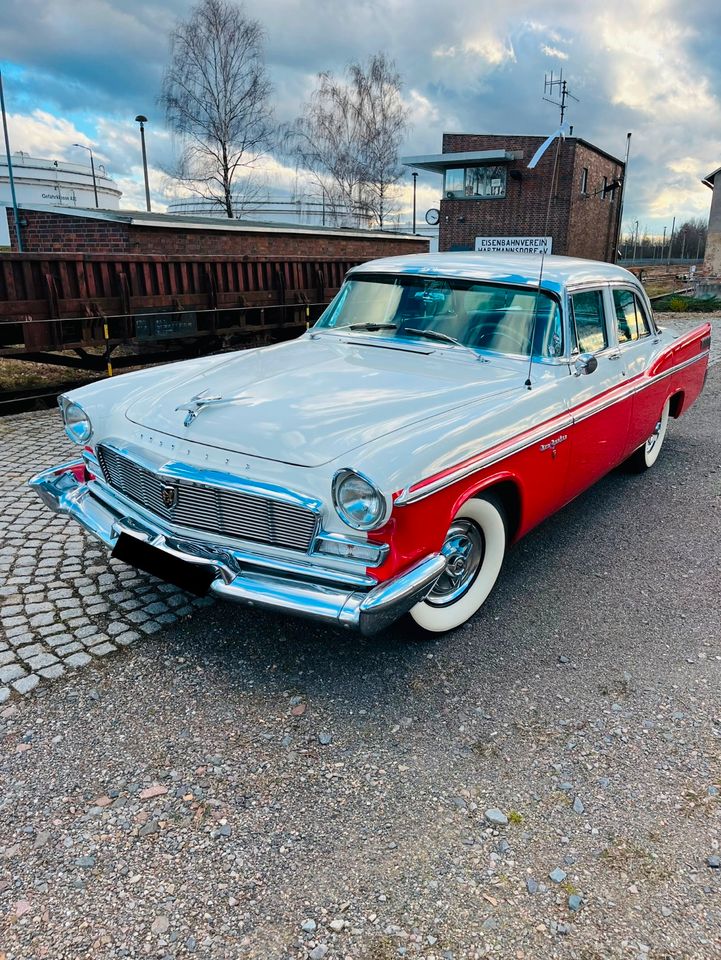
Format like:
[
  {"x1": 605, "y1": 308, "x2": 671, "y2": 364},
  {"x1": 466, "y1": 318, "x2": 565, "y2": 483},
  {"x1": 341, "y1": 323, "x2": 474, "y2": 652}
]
[
  {"x1": 409, "y1": 495, "x2": 506, "y2": 633},
  {"x1": 626, "y1": 397, "x2": 670, "y2": 472}
]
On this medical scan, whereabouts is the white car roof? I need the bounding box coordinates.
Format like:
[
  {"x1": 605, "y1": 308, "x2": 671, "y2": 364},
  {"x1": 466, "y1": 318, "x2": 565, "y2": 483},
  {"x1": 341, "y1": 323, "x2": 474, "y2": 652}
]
[{"x1": 348, "y1": 252, "x2": 640, "y2": 296}]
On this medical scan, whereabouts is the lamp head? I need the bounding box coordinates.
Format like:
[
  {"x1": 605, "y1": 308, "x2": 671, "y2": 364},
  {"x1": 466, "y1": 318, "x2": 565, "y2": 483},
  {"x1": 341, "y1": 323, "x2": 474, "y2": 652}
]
[{"x1": 135, "y1": 115, "x2": 148, "y2": 124}]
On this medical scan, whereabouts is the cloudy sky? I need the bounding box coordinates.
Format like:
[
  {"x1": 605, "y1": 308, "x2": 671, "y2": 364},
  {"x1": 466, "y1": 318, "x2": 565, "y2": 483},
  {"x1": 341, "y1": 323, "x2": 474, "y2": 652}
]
[{"x1": 1, "y1": 0, "x2": 719, "y2": 237}]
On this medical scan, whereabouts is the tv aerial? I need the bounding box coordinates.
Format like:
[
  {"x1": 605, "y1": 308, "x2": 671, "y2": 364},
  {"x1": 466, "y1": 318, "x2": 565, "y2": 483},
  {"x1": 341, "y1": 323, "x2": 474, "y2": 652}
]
[{"x1": 528, "y1": 69, "x2": 579, "y2": 169}]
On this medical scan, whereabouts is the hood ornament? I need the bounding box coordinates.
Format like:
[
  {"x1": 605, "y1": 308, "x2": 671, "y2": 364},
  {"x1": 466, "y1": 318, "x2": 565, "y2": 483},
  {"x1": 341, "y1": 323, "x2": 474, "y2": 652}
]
[
  {"x1": 175, "y1": 389, "x2": 254, "y2": 426},
  {"x1": 175, "y1": 390, "x2": 224, "y2": 427}
]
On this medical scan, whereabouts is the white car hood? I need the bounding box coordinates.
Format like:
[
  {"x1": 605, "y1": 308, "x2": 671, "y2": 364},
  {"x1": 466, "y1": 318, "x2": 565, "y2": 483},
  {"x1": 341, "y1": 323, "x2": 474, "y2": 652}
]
[{"x1": 124, "y1": 335, "x2": 520, "y2": 467}]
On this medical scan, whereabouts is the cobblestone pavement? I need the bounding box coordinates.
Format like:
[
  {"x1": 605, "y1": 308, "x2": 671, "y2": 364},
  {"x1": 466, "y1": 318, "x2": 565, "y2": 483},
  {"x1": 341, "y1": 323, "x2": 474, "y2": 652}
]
[{"x1": 0, "y1": 410, "x2": 210, "y2": 702}]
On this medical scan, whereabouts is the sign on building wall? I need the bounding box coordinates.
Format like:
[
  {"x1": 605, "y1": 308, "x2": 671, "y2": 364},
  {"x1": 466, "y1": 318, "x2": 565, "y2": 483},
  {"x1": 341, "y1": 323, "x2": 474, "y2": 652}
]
[{"x1": 475, "y1": 236, "x2": 552, "y2": 254}]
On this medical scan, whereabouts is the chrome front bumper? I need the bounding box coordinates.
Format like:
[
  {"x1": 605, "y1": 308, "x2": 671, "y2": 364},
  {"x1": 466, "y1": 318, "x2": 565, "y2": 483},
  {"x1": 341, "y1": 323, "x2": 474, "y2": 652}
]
[{"x1": 29, "y1": 461, "x2": 446, "y2": 635}]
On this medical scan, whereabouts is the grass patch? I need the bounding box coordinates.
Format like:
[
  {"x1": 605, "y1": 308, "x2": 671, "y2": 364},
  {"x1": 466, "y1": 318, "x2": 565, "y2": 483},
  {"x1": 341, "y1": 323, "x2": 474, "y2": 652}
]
[{"x1": 599, "y1": 837, "x2": 671, "y2": 881}]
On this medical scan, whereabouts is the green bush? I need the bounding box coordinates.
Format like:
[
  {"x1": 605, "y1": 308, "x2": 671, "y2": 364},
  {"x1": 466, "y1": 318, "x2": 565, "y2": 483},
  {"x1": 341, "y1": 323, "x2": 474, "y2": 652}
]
[{"x1": 655, "y1": 295, "x2": 721, "y2": 313}]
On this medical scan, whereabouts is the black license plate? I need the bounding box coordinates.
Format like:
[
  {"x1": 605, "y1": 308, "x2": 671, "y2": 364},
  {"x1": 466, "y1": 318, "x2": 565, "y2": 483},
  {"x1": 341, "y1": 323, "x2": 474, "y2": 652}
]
[{"x1": 112, "y1": 534, "x2": 215, "y2": 597}]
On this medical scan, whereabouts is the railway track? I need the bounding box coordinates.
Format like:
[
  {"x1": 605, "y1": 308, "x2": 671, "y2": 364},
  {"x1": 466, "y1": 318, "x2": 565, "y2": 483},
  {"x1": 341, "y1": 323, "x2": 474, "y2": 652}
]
[{"x1": 0, "y1": 381, "x2": 95, "y2": 417}]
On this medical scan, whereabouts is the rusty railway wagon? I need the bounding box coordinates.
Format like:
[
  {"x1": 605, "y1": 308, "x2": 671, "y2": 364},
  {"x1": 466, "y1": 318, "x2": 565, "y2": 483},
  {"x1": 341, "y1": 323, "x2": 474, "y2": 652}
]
[{"x1": 0, "y1": 252, "x2": 359, "y2": 371}]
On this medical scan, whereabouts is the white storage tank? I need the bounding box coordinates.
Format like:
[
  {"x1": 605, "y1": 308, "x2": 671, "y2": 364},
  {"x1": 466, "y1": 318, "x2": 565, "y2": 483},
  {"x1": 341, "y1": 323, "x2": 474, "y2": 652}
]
[{"x1": 0, "y1": 153, "x2": 122, "y2": 210}]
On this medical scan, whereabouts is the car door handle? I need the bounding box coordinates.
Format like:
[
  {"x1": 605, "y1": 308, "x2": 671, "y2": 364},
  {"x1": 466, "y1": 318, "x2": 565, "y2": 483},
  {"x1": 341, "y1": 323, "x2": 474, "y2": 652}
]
[{"x1": 607, "y1": 351, "x2": 621, "y2": 360}]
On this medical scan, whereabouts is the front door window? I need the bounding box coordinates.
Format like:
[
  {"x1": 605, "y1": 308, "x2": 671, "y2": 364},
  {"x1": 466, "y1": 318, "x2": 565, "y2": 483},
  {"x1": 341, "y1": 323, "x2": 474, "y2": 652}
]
[{"x1": 571, "y1": 290, "x2": 608, "y2": 354}]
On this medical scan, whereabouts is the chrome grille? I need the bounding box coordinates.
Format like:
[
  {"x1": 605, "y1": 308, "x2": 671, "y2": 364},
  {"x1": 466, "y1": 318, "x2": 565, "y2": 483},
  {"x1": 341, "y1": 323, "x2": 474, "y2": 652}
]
[{"x1": 97, "y1": 445, "x2": 318, "y2": 552}]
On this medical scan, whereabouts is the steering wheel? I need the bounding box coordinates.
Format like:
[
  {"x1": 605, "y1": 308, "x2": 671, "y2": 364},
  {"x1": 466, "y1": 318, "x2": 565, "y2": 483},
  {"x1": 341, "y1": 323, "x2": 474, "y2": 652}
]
[{"x1": 472, "y1": 323, "x2": 530, "y2": 354}]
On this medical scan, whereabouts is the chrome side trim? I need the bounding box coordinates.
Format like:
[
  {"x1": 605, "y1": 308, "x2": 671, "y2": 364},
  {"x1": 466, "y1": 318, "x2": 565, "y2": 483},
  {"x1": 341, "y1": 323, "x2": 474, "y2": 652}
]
[
  {"x1": 640, "y1": 350, "x2": 710, "y2": 384},
  {"x1": 574, "y1": 349, "x2": 710, "y2": 424},
  {"x1": 396, "y1": 349, "x2": 710, "y2": 505},
  {"x1": 395, "y1": 414, "x2": 575, "y2": 505}
]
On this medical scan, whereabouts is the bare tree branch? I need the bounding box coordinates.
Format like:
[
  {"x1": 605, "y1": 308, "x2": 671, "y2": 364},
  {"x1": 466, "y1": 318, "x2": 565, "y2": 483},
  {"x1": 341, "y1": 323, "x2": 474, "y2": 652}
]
[
  {"x1": 159, "y1": 0, "x2": 273, "y2": 218},
  {"x1": 282, "y1": 53, "x2": 410, "y2": 228}
]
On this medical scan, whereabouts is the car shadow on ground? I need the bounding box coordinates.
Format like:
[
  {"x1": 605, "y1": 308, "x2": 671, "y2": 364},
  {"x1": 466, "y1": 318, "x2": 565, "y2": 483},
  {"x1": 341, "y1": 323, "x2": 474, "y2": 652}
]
[{"x1": 156, "y1": 424, "x2": 708, "y2": 726}]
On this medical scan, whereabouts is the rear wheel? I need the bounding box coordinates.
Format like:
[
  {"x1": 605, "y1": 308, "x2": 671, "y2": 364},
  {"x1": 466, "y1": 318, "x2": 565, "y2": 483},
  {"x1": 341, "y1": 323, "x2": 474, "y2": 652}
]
[
  {"x1": 626, "y1": 397, "x2": 670, "y2": 472},
  {"x1": 409, "y1": 495, "x2": 506, "y2": 633}
]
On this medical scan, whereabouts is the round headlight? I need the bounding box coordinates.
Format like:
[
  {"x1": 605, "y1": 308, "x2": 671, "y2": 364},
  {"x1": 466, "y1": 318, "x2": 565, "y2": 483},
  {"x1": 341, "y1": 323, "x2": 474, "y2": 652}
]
[
  {"x1": 332, "y1": 469, "x2": 387, "y2": 530},
  {"x1": 61, "y1": 400, "x2": 92, "y2": 444}
]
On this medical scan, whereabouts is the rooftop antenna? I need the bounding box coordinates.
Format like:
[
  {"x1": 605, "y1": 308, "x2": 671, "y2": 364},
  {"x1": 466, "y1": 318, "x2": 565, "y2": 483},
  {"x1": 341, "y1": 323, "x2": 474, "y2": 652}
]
[
  {"x1": 543, "y1": 68, "x2": 578, "y2": 127},
  {"x1": 525, "y1": 71, "x2": 578, "y2": 389},
  {"x1": 524, "y1": 251, "x2": 546, "y2": 390},
  {"x1": 528, "y1": 69, "x2": 579, "y2": 170}
]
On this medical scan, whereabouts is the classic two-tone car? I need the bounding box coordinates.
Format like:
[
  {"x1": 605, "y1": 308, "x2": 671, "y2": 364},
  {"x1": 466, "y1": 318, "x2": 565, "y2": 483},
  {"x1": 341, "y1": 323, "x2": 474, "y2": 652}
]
[{"x1": 31, "y1": 253, "x2": 711, "y2": 634}]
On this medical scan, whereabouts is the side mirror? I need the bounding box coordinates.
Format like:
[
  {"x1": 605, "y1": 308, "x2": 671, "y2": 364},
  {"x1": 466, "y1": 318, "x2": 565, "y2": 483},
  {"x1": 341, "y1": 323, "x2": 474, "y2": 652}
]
[{"x1": 574, "y1": 353, "x2": 598, "y2": 377}]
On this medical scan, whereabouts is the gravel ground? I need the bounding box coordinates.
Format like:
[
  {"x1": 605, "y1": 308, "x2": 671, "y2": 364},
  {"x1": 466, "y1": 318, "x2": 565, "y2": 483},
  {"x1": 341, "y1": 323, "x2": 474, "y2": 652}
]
[{"x1": 1, "y1": 324, "x2": 720, "y2": 960}]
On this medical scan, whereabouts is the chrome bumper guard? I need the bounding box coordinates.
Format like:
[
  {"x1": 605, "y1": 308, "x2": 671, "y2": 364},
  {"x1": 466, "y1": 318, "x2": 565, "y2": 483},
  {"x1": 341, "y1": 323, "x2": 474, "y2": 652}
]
[{"x1": 29, "y1": 461, "x2": 446, "y2": 636}]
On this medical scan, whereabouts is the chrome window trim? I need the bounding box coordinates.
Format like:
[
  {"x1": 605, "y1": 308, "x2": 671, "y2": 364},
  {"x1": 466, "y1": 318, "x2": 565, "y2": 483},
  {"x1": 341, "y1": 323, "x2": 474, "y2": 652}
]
[
  {"x1": 568, "y1": 286, "x2": 610, "y2": 355},
  {"x1": 608, "y1": 282, "x2": 657, "y2": 341},
  {"x1": 314, "y1": 274, "x2": 567, "y2": 363},
  {"x1": 395, "y1": 350, "x2": 709, "y2": 505}
]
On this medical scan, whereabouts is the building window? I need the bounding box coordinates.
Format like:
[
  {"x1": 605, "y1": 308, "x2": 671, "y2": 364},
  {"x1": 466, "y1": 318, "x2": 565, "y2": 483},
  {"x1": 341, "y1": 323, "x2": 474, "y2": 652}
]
[
  {"x1": 444, "y1": 165, "x2": 507, "y2": 199},
  {"x1": 580, "y1": 167, "x2": 589, "y2": 194},
  {"x1": 444, "y1": 168, "x2": 465, "y2": 196},
  {"x1": 602, "y1": 176, "x2": 608, "y2": 200}
]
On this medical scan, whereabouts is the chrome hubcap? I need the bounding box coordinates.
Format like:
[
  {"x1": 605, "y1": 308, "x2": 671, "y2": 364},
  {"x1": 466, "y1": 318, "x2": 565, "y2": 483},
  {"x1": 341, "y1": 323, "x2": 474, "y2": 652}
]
[
  {"x1": 646, "y1": 416, "x2": 663, "y2": 453},
  {"x1": 427, "y1": 519, "x2": 484, "y2": 607}
]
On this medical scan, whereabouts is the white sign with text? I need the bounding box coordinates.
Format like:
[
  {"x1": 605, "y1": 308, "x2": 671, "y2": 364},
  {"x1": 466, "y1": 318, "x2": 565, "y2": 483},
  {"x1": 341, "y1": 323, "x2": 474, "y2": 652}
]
[{"x1": 475, "y1": 236, "x2": 552, "y2": 255}]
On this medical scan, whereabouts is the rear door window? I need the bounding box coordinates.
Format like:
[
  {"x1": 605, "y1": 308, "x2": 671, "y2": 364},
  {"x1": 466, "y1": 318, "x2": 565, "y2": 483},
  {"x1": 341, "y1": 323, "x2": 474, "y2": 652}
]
[{"x1": 613, "y1": 288, "x2": 651, "y2": 343}]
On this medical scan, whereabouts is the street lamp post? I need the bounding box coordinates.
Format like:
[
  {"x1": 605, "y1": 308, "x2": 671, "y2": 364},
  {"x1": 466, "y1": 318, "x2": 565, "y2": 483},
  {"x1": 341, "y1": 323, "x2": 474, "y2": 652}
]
[
  {"x1": 667, "y1": 216, "x2": 676, "y2": 265},
  {"x1": 135, "y1": 115, "x2": 151, "y2": 212},
  {"x1": 73, "y1": 143, "x2": 99, "y2": 208},
  {"x1": 631, "y1": 219, "x2": 639, "y2": 261},
  {"x1": 411, "y1": 171, "x2": 418, "y2": 234}
]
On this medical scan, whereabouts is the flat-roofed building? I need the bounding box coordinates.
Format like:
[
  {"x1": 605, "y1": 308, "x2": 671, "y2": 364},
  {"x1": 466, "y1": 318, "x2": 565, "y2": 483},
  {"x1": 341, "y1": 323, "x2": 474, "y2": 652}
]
[{"x1": 404, "y1": 133, "x2": 625, "y2": 263}]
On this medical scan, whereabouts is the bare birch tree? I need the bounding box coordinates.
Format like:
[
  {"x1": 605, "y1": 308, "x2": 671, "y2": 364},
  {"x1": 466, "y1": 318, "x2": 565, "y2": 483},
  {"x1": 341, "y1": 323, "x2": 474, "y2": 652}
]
[
  {"x1": 284, "y1": 54, "x2": 409, "y2": 228},
  {"x1": 160, "y1": 0, "x2": 273, "y2": 218},
  {"x1": 353, "y1": 55, "x2": 408, "y2": 228}
]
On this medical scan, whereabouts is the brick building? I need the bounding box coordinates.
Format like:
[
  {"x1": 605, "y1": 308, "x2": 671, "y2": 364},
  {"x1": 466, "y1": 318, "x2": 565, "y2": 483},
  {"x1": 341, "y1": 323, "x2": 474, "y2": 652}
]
[
  {"x1": 405, "y1": 133, "x2": 624, "y2": 262},
  {"x1": 2, "y1": 205, "x2": 428, "y2": 259}
]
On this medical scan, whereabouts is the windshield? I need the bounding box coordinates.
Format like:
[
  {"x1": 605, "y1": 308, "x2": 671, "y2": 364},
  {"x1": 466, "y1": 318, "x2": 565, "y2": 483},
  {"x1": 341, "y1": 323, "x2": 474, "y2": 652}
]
[{"x1": 314, "y1": 273, "x2": 563, "y2": 359}]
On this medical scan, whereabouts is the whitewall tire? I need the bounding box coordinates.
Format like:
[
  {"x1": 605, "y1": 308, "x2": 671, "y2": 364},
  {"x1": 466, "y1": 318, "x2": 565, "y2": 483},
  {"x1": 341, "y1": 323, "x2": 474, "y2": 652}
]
[
  {"x1": 627, "y1": 398, "x2": 670, "y2": 472},
  {"x1": 409, "y1": 495, "x2": 506, "y2": 633}
]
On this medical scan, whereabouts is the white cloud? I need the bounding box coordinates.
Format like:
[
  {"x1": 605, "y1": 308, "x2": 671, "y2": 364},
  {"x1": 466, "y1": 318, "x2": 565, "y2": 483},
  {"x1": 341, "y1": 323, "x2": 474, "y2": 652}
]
[
  {"x1": 541, "y1": 44, "x2": 568, "y2": 60},
  {"x1": 3, "y1": 0, "x2": 720, "y2": 233},
  {"x1": 6, "y1": 110, "x2": 91, "y2": 160}
]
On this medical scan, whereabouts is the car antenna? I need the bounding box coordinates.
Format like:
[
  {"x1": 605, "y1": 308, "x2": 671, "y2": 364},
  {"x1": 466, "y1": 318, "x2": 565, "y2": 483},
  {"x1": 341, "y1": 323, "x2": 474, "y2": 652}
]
[
  {"x1": 525, "y1": 70, "x2": 577, "y2": 390},
  {"x1": 525, "y1": 251, "x2": 546, "y2": 390}
]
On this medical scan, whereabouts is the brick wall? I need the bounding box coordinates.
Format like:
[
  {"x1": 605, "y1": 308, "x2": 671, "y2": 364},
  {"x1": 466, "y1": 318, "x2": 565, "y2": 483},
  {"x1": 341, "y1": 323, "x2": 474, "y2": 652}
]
[
  {"x1": 8, "y1": 209, "x2": 130, "y2": 253},
  {"x1": 438, "y1": 134, "x2": 622, "y2": 261},
  {"x1": 127, "y1": 225, "x2": 426, "y2": 259},
  {"x1": 6, "y1": 208, "x2": 427, "y2": 260},
  {"x1": 567, "y1": 142, "x2": 624, "y2": 262}
]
